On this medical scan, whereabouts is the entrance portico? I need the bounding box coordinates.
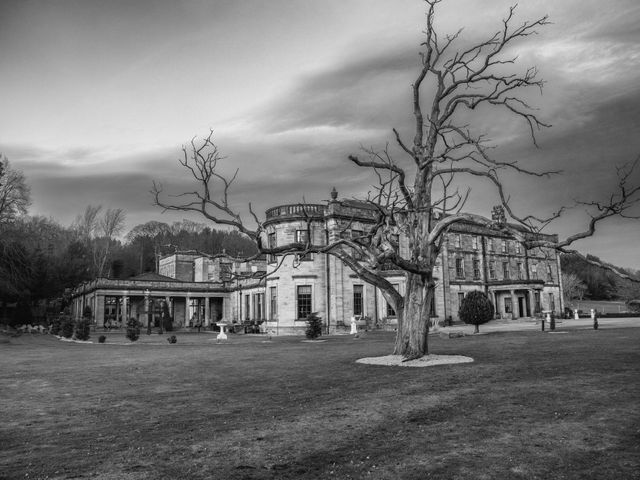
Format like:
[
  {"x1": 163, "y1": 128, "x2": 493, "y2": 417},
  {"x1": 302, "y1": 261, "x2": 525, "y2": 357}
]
[{"x1": 488, "y1": 280, "x2": 545, "y2": 319}]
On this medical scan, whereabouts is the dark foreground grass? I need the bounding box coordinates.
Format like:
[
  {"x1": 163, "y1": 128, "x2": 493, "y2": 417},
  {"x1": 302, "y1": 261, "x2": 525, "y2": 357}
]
[{"x1": 1, "y1": 328, "x2": 639, "y2": 480}]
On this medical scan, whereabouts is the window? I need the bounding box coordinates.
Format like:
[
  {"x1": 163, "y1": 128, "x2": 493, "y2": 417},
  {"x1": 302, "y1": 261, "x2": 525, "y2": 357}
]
[
  {"x1": 472, "y1": 236, "x2": 479, "y2": 250},
  {"x1": 517, "y1": 262, "x2": 524, "y2": 280},
  {"x1": 501, "y1": 239, "x2": 507, "y2": 253},
  {"x1": 458, "y1": 292, "x2": 465, "y2": 312},
  {"x1": 489, "y1": 261, "x2": 496, "y2": 280},
  {"x1": 244, "y1": 295, "x2": 250, "y2": 321},
  {"x1": 504, "y1": 297, "x2": 513, "y2": 314},
  {"x1": 473, "y1": 259, "x2": 481, "y2": 280},
  {"x1": 269, "y1": 286, "x2": 277, "y2": 320},
  {"x1": 295, "y1": 230, "x2": 312, "y2": 261},
  {"x1": 534, "y1": 292, "x2": 541, "y2": 313},
  {"x1": 546, "y1": 263, "x2": 553, "y2": 282},
  {"x1": 549, "y1": 293, "x2": 555, "y2": 312},
  {"x1": 353, "y1": 285, "x2": 364, "y2": 316},
  {"x1": 297, "y1": 285, "x2": 312, "y2": 319},
  {"x1": 455, "y1": 234, "x2": 461, "y2": 248},
  {"x1": 455, "y1": 257, "x2": 465, "y2": 278},
  {"x1": 516, "y1": 243, "x2": 522, "y2": 254},
  {"x1": 502, "y1": 261, "x2": 510, "y2": 280},
  {"x1": 267, "y1": 232, "x2": 276, "y2": 264},
  {"x1": 488, "y1": 238, "x2": 494, "y2": 252},
  {"x1": 254, "y1": 293, "x2": 264, "y2": 320}
]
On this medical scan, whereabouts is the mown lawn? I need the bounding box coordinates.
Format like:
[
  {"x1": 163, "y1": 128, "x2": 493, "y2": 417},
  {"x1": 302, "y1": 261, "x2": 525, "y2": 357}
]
[{"x1": 1, "y1": 328, "x2": 639, "y2": 479}]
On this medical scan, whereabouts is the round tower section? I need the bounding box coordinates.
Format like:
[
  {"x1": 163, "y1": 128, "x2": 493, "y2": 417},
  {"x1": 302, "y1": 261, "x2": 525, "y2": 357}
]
[{"x1": 263, "y1": 204, "x2": 328, "y2": 335}]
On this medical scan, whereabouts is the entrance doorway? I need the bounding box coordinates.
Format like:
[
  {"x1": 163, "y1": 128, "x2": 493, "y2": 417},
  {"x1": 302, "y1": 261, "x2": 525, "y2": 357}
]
[{"x1": 517, "y1": 297, "x2": 525, "y2": 319}]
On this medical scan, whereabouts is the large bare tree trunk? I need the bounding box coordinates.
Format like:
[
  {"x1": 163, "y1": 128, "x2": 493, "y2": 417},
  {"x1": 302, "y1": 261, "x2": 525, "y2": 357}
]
[{"x1": 393, "y1": 273, "x2": 434, "y2": 359}]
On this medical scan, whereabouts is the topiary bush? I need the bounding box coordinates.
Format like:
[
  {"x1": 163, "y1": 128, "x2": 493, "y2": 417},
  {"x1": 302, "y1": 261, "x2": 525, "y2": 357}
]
[
  {"x1": 459, "y1": 290, "x2": 494, "y2": 334},
  {"x1": 98, "y1": 335, "x2": 106, "y2": 343},
  {"x1": 75, "y1": 317, "x2": 91, "y2": 341},
  {"x1": 167, "y1": 335, "x2": 177, "y2": 344},
  {"x1": 305, "y1": 312, "x2": 323, "y2": 340},
  {"x1": 60, "y1": 315, "x2": 75, "y2": 338},
  {"x1": 126, "y1": 317, "x2": 140, "y2": 342}
]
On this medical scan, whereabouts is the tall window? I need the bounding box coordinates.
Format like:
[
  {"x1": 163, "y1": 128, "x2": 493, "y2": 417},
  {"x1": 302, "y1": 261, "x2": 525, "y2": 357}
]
[
  {"x1": 295, "y1": 230, "x2": 311, "y2": 261},
  {"x1": 297, "y1": 285, "x2": 312, "y2": 319},
  {"x1": 516, "y1": 243, "x2": 522, "y2": 254},
  {"x1": 473, "y1": 259, "x2": 481, "y2": 280},
  {"x1": 254, "y1": 293, "x2": 264, "y2": 320},
  {"x1": 531, "y1": 264, "x2": 538, "y2": 280},
  {"x1": 517, "y1": 262, "x2": 524, "y2": 280},
  {"x1": 534, "y1": 292, "x2": 541, "y2": 313},
  {"x1": 488, "y1": 238, "x2": 494, "y2": 252},
  {"x1": 501, "y1": 239, "x2": 508, "y2": 253},
  {"x1": 505, "y1": 297, "x2": 513, "y2": 314},
  {"x1": 455, "y1": 257, "x2": 465, "y2": 278},
  {"x1": 502, "y1": 261, "x2": 510, "y2": 280},
  {"x1": 244, "y1": 295, "x2": 250, "y2": 321},
  {"x1": 455, "y1": 234, "x2": 461, "y2": 248},
  {"x1": 472, "y1": 236, "x2": 479, "y2": 250},
  {"x1": 489, "y1": 261, "x2": 496, "y2": 280},
  {"x1": 547, "y1": 263, "x2": 553, "y2": 282},
  {"x1": 267, "y1": 232, "x2": 276, "y2": 264},
  {"x1": 269, "y1": 286, "x2": 277, "y2": 320},
  {"x1": 353, "y1": 285, "x2": 364, "y2": 316},
  {"x1": 549, "y1": 293, "x2": 555, "y2": 312}
]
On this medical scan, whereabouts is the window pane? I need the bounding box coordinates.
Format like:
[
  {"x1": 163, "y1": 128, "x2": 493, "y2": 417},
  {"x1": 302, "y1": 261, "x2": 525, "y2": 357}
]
[
  {"x1": 297, "y1": 285, "x2": 312, "y2": 319},
  {"x1": 353, "y1": 285, "x2": 363, "y2": 316}
]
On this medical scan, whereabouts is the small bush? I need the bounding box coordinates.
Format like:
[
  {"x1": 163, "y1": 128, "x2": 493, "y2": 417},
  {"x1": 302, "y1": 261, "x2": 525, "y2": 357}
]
[
  {"x1": 305, "y1": 312, "x2": 323, "y2": 340},
  {"x1": 50, "y1": 316, "x2": 62, "y2": 336},
  {"x1": 459, "y1": 291, "x2": 494, "y2": 334},
  {"x1": 75, "y1": 317, "x2": 91, "y2": 341},
  {"x1": 126, "y1": 318, "x2": 140, "y2": 342},
  {"x1": 167, "y1": 335, "x2": 177, "y2": 344},
  {"x1": 98, "y1": 335, "x2": 106, "y2": 343},
  {"x1": 60, "y1": 316, "x2": 75, "y2": 339}
]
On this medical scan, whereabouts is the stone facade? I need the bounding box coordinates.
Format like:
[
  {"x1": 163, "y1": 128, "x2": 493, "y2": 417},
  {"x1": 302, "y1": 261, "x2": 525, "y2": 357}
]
[{"x1": 72, "y1": 195, "x2": 563, "y2": 334}]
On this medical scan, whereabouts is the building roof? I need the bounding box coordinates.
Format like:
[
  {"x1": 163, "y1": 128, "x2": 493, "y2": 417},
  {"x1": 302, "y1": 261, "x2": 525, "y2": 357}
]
[{"x1": 128, "y1": 272, "x2": 178, "y2": 282}]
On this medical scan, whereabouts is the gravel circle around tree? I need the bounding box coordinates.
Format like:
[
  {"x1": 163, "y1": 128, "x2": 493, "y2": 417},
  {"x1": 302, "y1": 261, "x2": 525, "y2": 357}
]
[{"x1": 356, "y1": 354, "x2": 474, "y2": 367}]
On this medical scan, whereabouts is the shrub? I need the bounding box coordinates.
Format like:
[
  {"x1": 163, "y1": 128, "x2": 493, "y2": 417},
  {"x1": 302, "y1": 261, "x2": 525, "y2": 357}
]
[
  {"x1": 161, "y1": 301, "x2": 173, "y2": 332},
  {"x1": 305, "y1": 312, "x2": 323, "y2": 340},
  {"x1": 60, "y1": 315, "x2": 75, "y2": 338},
  {"x1": 126, "y1": 318, "x2": 140, "y2": 342},
  {"x1": 75, "y1": 317, "x2": 91, "y2": 341},
  {"x1": 459, "y1": 291, "x2": 494, "y2": 334},
  {"x1": 50, "y1": 315, "x2": 62, "y2": 336},
  {"x1": 627, "y1": 300, "x2": 640, "y2": 313},
  {"x1": 167, "y1": 335, "x2": 177, "y2": 344},
  {"x1": 98, "y1": 335, "x2": 106, "y2": 343}
]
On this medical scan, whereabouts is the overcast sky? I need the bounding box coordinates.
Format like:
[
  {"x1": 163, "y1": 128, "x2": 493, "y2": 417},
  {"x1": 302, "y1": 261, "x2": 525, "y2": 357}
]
[{"x1": 1, "y1": 0, "x2": 639, "y2": 269}]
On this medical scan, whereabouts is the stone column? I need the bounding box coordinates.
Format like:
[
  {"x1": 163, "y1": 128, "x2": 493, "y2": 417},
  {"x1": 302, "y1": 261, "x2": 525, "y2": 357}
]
[
  {"x1": 510, "y1": 289, "x2": 516, "y2": 318},
  {"x1": 528, "y1": 290, "x2": 535, "y2": 317},
  {"x1": 204, "y1": 296, "x2": 210, "y2": 327},
  {"x1": 185, "y1": 295, "x2": 191, "y2": 327},
  {"x1": 122, "y1": 295, "x2": 128, "y2": 323}
]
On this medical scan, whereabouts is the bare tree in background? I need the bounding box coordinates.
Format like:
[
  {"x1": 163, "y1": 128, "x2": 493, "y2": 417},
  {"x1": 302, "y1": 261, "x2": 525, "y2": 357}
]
[
  {"x1": 154, "y1": 0, "x2": 640, "y2": 359},
  {"x1": 0, "y1": 155, "x2": 31, "y2": 225},
  {"x1": 74, "y1": 205, "x2": 126, "y2": 278}
]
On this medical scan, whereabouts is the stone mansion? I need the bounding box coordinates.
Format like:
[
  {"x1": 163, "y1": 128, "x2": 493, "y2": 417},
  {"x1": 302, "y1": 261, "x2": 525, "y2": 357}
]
[{"x1": 71, "y1": 191, "x2": 564, "y2": 334}]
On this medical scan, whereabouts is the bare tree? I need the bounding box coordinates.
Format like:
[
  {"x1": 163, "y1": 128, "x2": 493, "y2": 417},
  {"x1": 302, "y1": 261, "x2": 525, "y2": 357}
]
[
  {"x1": 0, "y1": 155, "x2": 31, "y2": 224},
  {"x1": 73, "y1": 205, "x2": 126, "y2": 278},
  {"x1": 153, "y1": 1, "x2": 639, "y2": 359},
  {"x1": 562, "y1": 272, "x2": 586, "y2": 305}
]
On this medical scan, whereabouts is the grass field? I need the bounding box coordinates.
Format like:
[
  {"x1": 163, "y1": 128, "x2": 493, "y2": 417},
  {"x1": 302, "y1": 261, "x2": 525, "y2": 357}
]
[{"x1": 1, "y1": 328, "x2": 639, "y2": 480}]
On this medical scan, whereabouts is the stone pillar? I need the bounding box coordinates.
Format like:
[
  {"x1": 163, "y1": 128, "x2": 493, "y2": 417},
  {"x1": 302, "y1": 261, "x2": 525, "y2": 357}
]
[
  {"x1": 528, "y1": 290, "x2": 535, "y2": 317},
  {"x1": 510, "y1": 289, "x2": 516, "y2": 318},
  {"x1": 122, "y1": 296, "x2": 128, "y2": 323},
  {"x1": 204, "y1": 296, "x2": 210, "y2": 327},
  {"x1": 185, "y1": 295, "x2": 191, "y2": 327}
]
